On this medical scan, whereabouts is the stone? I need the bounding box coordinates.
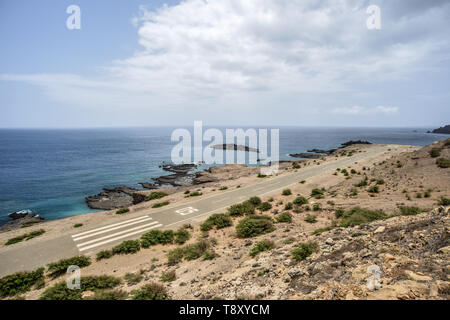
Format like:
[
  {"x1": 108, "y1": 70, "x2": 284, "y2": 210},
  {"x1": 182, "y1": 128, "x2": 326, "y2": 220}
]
[
  {"x1": 374, "y1": 226, "x2": 385, "y2": 234},
  {"x1": 404, "y1": 270, "x2": 432, "y2": 282}
]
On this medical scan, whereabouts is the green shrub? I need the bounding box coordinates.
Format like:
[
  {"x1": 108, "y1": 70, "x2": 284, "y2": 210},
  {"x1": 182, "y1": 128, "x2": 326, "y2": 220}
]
[
  {"x1": 436, "y1": 158, "x2": 450, "y2": 168},
  {"x1": 399, "y1": 206, "x2": 422, "y2": 216},
  {"x1": 367, "y1": 185, "x2": 379, "y2": 193},
  {"x1": 47, "y1": 256, "x2": 91, "y2": 279},
  {"x1": 146, "y1": 192, "x2": 168, "y2": 201},
  {"x1": 334, "y1": 208, "x2": 345, "y2": 218},
  {"x1": 293, "y1": 196, "x2": 308, "y2": 205},
  {"x1": 152, "y1": 201, "x2": 169, "y2": 208},
  {"x1": 183, "y1": 240, "x2": 210, "y2": 261},
  {"x1": 141, "y1": 230, "x2": 174, "y2": 248},
  {"x1": 85, "y1": 289, "x2": 128, "y2": 300},
  {"x1": 282, "y1": 189, "x2": 292, "y2": 196},
  {"x1": 112, "y1": 240, "x2": 141, "y2": 255},
  {"x1": 74, "y1": 223, "x2": 83, "y2": 228},
  {"x1": 339, "y1": 207, "x2": 388, "y2": 227},
  {"x1": 188, "y1": 191, "x2": 202, "y2": 197},
  {"x1": 310, "y1": 188, "x2": 324, "y2": 199},
  {"x1": 160, "y1": 270, "x2": 176, "y2": 282},
  {"x1": 312, "y1": 204, "x2": 322, "y2": 211},
  {"x1": 257, "y1": 202, "x2": 272, "y2": 212},
  {"x1": 201, "y1": 214, "x2": 232, "y2": 231},
  {"x1": 300, "y1": 180, "x2": 306, "y2": 184},
  {"x1": 40, "y1": 275, "x2": 121, "y2": 300},
  {"x1": 235, "y1": 216, "x2": 275, "y2": 238},
  {"x1": 376, "y1": 179, "x2": 385, "y2": 185},
  {"x1": 202, "y1": 250, "x2": 217, "y2": 260},
  {"x1": 219, "y1": 186, "x2": 228, "y2": 191},
  {"x1": 167, "y1": 248, "x2": 184, "y2": 265},
  {"x1": 131, "y1": 283, "x2": 169, "y2": 300},
  {"x1": 276, "y1": 212, "x2": 292, "y2": 223},
  {"x1": 116, "y1": 208, "x2": 129, "y2": 214},
  {"x1": 355, "y1": 178, "x2": 368, "y2": 187},
  {"x1": 291, "y1": 243, "x2": 317, "y2": 261},
  {"x1": 5, "y1": 229, "x2": 46, "y2": 246},
  {"x1": 249, "y1": 240, "x2": 275, "y2": 257},
  {"x1": 257, "y1": 173, "x2": 267, "y2": 178},
  {"x1": 430, "y1": 148, "x2": 441, "y2": 158},
  {"x1": 247, "y1": 197, "x2": 262, "y2": 206},
  {"x1": 0, "y1": 267, "x2": 45, "y2": 298},
  {"x1": 227, "y1": 202, "x2": 255, "y2": 216},
  {"x1": 311, "y1": 226, "x2": 333, "y2": 235},
  {"x1": 124, "y1": 272, "x2": 143, "y2": 285},
  {"x1": 438, "y1": 196, "x2": 450, "y2": 206},
  {"x1": 304, "y1": 214, "x2": 317, "y2": 223},
  {"x1": 284, "y1": 202, "x2": 293, "y2": 210},
  {"x1": 96, "y1": 250, "x2": 113, "y2": 261},
  {"x1": 174, "y1": 228, "x2": 191, "y2": 244},
  {"x1": 292, "y1": 162, "x2": 300, "y2": 169}
]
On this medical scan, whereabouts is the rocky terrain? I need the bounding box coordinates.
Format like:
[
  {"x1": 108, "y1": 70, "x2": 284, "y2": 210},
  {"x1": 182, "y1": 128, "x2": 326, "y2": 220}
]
[{"x1": 4, "y1": 139, "x2": 448, "y2": 300}]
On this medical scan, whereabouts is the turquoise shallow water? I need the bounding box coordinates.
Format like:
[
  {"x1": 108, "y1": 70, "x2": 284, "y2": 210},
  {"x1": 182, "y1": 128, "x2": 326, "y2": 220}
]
[{"x1": 0, "y1": 126, "x2": 447, "y2": 225}]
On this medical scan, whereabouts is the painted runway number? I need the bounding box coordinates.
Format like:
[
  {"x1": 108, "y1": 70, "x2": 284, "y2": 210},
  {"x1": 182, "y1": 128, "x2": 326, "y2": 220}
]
[{"x1": 176, "y1": 207, "x2": 199, "y2": 216}]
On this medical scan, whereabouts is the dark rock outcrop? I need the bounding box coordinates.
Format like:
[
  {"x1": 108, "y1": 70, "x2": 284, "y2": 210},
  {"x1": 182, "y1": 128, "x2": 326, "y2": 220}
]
[
  {"x1": 430, "y1": 125, "x2": 450, "y2": 134},
  {"x1": 85, "y1": 185, "x2": 146, "y2": 210},
  {"x1": 289, "y1": 153, "x2": 323, "y2": 159},
  {"x1": 340, "y1": 140, "x2": 372, "y2": 147},
  {"x1": 211, "y1": 144, "x2": 259, "y2": 153},
  {"x1": 1, "y1": 212, "x2": 44, "y2": 233}
]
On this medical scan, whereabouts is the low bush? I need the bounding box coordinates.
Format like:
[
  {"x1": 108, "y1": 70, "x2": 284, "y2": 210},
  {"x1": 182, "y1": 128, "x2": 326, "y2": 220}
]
[
  {"x1": 292, "y1": 162, "x2": 300, "y2": 169},
  {"x1": 367, "y1": 185, "x2": 379, "y2": 193},
  {"x1": 0, "y1": 267, "x2": 45, "y2": 298},
  {"x1": 304, "y1": 214, "x2": 317, "y2": 223},
  {"x1": 436, "y1": 158, "x2": 450, "y2": 168},
  {"x1": 152, "y1": 201, "x2": 169, "y2": 208},
  {"x1": 291, "y1": 243, "x2": 317, "y2": 261},
  {"x1": 311, "y1": 226, "x2": 333, "y2": 235},
  {"x1": 438, "y1": 196, "x2": 450, "y2": 206},
  {"x1": 219, "y1": 186, "x2": 228, "y2": 191},
  {"x1": 257, "y1": 202, "x2": 272, "y2": 212},
  {"x1": 131, "y1": 283, "x2": 169, "y2": 300},
  {"x1": 146, "y1": 192, "x2": 168, "y2": 201},
  {"x1": 141, "y1": 230, "x2": 174, "y2": 248},
  {"x1": 47, "y1": 256, "x2": 91, "y2": 279},
  {"x1": 124, "y1": 272, "x2": 143, "y2": 285},
  {"x1": 430, "y1": 148, "x2": 441, "y2": 158},
  {"x1": 74, "y1": 223, "x2": 83, "y2": 228},
  {"x1": 235, "y1": 215, "x2": 275, "y2": 238},
  {"x1": 284, "y1": 202, "x2": 293, "y2": 210},
  {"x1": 174, "y1": 228, "x2": 191, "y2": 244},
  {"x1": 85, "y1": 289, "x2": 128, "y2": 300},
  {"x1": 355, "y1": 178, "x2": 368, "y2": 187},
  {"x1": 276, "y1": 212, "x2": 292, "y2": 223},
  {"x1": 339, "y1": 207, "x2": 388, "y2": 227},
  {"x1": 183, "y1": 240, "x2": 210, "y2": 261},
  {"x1": 310, "y1": 188, "x2": 325, "y2": 199},
  {"x1": 160, "y1": 270, "x2": 176, "y2": 282},
  {"x1": 200, "y1": 214, "x2": 232, "y2": 231},
  {"x1": 116, "y1": 208, "x2": 129, "y2": 214},
  {"x1": 293, "y1": 196, "x2": 308, "y2": 205},
  {"x1": 96, "y1": 250, "x2": 113, "y2": 261},
  {"x1": 5, "y1": 229, "x2": 46, "y2": 246},
  {"x1": 399, "y1": 206, "x2": 422, "y2": 216},
  {"x1": 112, "y1": 240, "x2": 141, "y2": 255},
  {"x1": 247, "y1": 197, "x2": 262, "y2": 206},
  {"x1": 188, "y1": 191, "x2": 202, "y2": 197},
  {"x1": 40, "y1": 275, "x2": 121, "y2": 300},
  {"x1": 334, "y1": 208, "x2": 345, "y2": 218},
  {"x1": 282, "y1": 189, "x2": 292, "y2": 196},
  {"x1": 376, "y1": 179, "x2": 385, "y2": 185},
  {"x1": 227, "y1": 202, "x2": 255, "y2": 216},
  {"x1": 312, "y1": 204, "x2": 322, "y2": 211},
  {"x1": 167, "y1": 248, "x2": 184, "y2": 265},
  {"x1": 249, "y1": 240, "x2": 275, "y2": 257}
]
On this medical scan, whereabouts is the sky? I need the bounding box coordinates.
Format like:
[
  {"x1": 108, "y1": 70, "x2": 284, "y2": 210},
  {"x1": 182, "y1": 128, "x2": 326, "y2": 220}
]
[{"x1": 0, "y1": 0, "x2": 449, "y2": 128}]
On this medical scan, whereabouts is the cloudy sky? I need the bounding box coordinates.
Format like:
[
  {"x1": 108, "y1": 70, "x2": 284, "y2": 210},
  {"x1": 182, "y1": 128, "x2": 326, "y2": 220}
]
[{"x1": 0, "y1": 0, "x2": 449, "y2": 128}]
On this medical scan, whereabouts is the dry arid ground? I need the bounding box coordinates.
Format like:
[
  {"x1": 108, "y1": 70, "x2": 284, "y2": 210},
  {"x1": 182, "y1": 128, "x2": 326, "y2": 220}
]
[{"x1": 1, "y1": 139, "x2": 449, "y2": 300}]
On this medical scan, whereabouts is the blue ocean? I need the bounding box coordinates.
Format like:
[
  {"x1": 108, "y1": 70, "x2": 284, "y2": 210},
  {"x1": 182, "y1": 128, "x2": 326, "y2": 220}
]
[{"x1": 0, "y1": 127, "x2": 447, "y2": 225}]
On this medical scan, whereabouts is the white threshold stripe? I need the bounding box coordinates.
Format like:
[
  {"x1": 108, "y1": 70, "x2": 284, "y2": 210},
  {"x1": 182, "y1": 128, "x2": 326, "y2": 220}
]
[
  {"x1": 75, "y1": 221, "x2": 160, "y2": 247},
  {"x1": 78, "y1": 224, "x2": 163, "y2": 252},
  {"x1": 73, "y1": 217, "x2": 153, "y2": 241},
  {"x1": 72, "y1": 215, "x2": 150, "y2": 238}
]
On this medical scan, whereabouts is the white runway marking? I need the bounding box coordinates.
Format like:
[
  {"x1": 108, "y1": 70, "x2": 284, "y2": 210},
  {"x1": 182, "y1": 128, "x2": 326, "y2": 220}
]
[
  {"x1": 73, "y1": 216, "x2": 153, "y2": 241},
  {"x1": 77, "y1": 223, "x2": 163, "y2": 252},
  {"x1": 72, "y1": 215, "x2": 150, "y2": 238}
]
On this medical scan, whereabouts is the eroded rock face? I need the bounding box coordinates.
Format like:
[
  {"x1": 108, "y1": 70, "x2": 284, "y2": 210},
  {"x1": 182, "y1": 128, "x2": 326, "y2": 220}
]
[
  {"x1": 0, "y1": 213, "x2": 44, "y2": 233},
  {"x1": 85, "y1": 186, "x2": 144, "y2": 210}
]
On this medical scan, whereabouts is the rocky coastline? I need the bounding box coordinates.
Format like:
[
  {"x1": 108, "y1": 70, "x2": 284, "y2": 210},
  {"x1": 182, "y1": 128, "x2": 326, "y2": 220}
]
[
  {"x1": 428, "y1": 125, "x2": 450, "y2": 134},
  {"x1": 289, "y1": 140, "x2": 372, "y2": 159}
]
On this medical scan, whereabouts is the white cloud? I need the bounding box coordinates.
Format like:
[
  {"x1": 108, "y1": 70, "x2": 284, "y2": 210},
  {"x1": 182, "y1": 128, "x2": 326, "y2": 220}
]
[
  {"x1": 1, "y1": 0, "x2": 449, "y2": 124},
  {"x1": 332, "y1": 105, "x2": 399, "y2": 115}
]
